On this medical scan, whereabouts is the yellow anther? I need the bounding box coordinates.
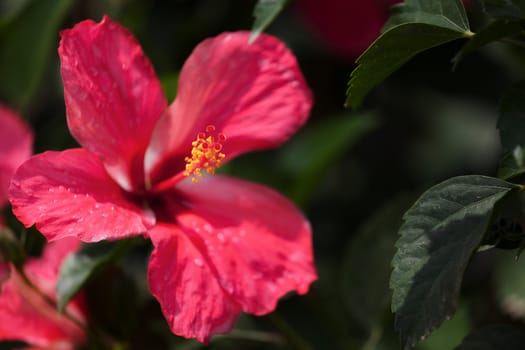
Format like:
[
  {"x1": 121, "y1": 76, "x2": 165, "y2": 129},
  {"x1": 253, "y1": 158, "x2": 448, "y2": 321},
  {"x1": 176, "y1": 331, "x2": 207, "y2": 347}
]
[{"x1": 184, "y1": 125, "x2": 226, "y2": 183}]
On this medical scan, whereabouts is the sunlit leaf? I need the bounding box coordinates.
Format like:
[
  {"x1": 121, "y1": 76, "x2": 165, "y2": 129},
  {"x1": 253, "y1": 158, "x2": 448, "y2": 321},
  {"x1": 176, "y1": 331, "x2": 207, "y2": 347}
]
[
  {"x1": 249, "y1": 0, "x2": 288, "y2": 43},
  {"x1": 391, "y1": 175, "x2": 518, "y2": 349},
  {"x1": 346, "y1": 0, "x2": 471, "y2": 109}
]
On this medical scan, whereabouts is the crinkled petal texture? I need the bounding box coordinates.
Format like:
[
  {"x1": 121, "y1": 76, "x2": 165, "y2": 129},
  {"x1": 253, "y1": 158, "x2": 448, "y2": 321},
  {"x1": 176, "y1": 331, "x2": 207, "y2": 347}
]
[
  {"x1": 0, "y1": 238, "x2": 85, "y2": 349},
  {"x1": 148, "y1": 176, "x2": 316, "y2": 342},
  {"x1": 9, "y1": 149, "x2": 154, "y2": 242},
  {"x1": 59, "y1": 15, "x2": 166, "y2": 191},
  {"x1": 0, "y1": 104, "x2": 33, "y2": 208},
  {"x1": 148, "y1": 224, "x2": 242, "y2": 343},
  {"x1": 145, "y1": 31, "x2": 312, "y2": 184}
]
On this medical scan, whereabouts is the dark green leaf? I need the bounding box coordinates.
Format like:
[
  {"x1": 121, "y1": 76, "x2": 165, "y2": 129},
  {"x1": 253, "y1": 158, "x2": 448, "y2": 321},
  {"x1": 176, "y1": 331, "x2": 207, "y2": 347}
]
[
  {"x1": 391, "y1": 175, "x2": 518, "y2": 349},
  {"x1": 453, "y1": 20, "x2": 524, "y2": 69},
  {"x1": 498, "y1": 152, "x2": 525, "y2": 180},
  {"x1": 249, "y1": 0, "x2": 288, "y2": 43},
  {"x1": 346, "y1": 24, "x2": 470, "y2": 109},
  {"x1": 342, "y1": 195, "x2": 414, "y2": 335},
  {"x1": 455, "y1": 324, "x2": 525, "y2": 349},
  {"x1": 57, "y1": 240, "x2": 129, "y2": 312},
  {"x1": 279, "y1": 111, "x2": 379, "y2": 205},
  {"x1": 481, "y1": 0, "x2": 525, "y2": 19},
  {"x1": 0, "y1": 0, "x2": 73, "y2": 111},
  {"x1": 385, "y1": 0, "x2": 469, "y2": 32},
  {"x1": 346, "y1": 0, "x2": 471, "y2": 109}
]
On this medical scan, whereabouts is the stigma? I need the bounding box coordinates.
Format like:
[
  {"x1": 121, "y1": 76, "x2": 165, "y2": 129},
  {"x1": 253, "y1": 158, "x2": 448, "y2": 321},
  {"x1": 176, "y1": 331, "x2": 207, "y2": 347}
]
[{"x1": 184, "y1": 125, "x2": 226, "y2": 183}]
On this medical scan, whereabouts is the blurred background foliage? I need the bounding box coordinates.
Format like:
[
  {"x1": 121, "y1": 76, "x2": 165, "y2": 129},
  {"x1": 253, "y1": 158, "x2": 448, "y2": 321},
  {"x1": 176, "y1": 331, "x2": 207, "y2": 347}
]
[{"x1": 1, "y1": 0, "x2": 523, "y2": 349}]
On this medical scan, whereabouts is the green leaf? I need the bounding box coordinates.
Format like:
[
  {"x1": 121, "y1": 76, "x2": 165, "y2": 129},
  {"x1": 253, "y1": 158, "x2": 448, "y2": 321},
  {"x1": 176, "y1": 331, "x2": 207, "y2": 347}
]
[
  {"x1": 419, "y1": 303, "x2": 470, "y2": 350},
  {"x1": 480, "y1": 0, "x2": 525, "y2": 19},
  {"x1": 249, "y1": 0, "x2": 288, "y2": 43},
  {"x1": 498, "y1": 82, "x2": 525, "y2": 171},
  {"x1": 279, "y1": 111, "x2": 379, "y2": 205},
  {"x1": 455, "y1": 324, "x2": 525, "y2": 349},
  {"x1": 453, "y1": 20, "x2": 524, "y2": 69},
  {"x1": 385, "y1": 0, "x2": 470, "y2": 32},
  {"x1": 0, "y1": 0, "x2": 73, "y2": 111},
  {"x1": 346, "y1": 0, "x2": 471, "y2": 109},
  {"x1": 346, "y1": 24, "x2": 470, "y2": 109},
  {"x1": 342, "y1": 195, "x2": 414, "y2": 339},
  {"x1": 391, "y1": 175, "x2": 518, "y2": 349},
  {"x1": 498, "y1": 152, "x2": 525, "y2": 180},
  {"x1": 57, "y1": 240, "x2": 129, "y2": 312}
]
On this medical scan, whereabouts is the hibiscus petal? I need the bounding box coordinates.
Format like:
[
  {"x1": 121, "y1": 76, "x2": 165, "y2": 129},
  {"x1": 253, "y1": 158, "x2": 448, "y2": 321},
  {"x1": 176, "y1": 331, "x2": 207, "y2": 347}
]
[
  {"x1": 59, "y1": 15, "x2": 167, "y2": 191},
  {"x1": 0, "y1": 239, "x2": 85, "y2": 348},
  {"x1": 0, "y1": 104, "x2": 33, "y2": 207},
  {"x1": 148, "y1": 224, "x2": 241, "y2": 343},
  {"x1": 169, "y1": 176, "x2": 317, "y2": 315},
  {"x1": 145, "y1": 31, "x2": 312, "y2": 184},
  {"x1": 9, "y1": 149, "x2": 154, "y2": 242}
]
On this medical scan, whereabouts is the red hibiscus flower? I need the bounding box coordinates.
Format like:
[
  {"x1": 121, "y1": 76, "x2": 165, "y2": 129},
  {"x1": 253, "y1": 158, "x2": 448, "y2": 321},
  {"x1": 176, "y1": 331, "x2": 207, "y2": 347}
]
[
  {"x1": 0, "y1": 105, "x2": 33, "y2": 224},
  {"x1": 9, "y1": 16, "x2": 317, "y2": 343},
  {"x1": 0, "y1": 238, "x2": 86, "y2": 349}
]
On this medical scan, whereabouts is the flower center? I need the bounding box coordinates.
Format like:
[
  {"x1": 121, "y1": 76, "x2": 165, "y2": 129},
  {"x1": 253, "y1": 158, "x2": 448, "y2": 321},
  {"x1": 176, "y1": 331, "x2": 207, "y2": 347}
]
[{"x1": 184, "y1": 125, "x2": 226, "y2": 183}]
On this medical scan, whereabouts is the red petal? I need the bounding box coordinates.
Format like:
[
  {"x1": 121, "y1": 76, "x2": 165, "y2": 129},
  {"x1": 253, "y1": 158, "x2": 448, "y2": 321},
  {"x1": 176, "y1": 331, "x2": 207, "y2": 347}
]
[
  {"x1": 0, "y1": 239, "x2": 85, "y2": 348},
  {"x1": 9, "y1": 149, "x2": 154, "y2": 242},
  {"x1": 145, "y1": 32, "x2": 312, "y2": 184},
  {"x1": 59, "y1": 15, "x2": 167, "y2": 191},
  {"x1": 172, "y1": 176, "x2": 317, "y2": 315},
  {"x1": 148, "y1": 224, "x2": 241, "y2": 343},
  {"x1": 0, "y1": 104, "x2": 33, "y2": 207}
]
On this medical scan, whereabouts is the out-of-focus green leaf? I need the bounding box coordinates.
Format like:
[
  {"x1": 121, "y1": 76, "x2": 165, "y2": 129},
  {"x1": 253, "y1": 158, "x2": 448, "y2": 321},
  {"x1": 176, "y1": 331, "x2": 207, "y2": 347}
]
[
  {"x1": 280, "y1": 112, "x2": 379, "y2": 205},
  {"x1": 497, "y1": 82, "x2": 525, "y2": 174},
  {"x1": 160, "y1": 72, "x2": 179, "y2": 102},
  {"x1": 0, "y1": 0, "x2": 73, "y2": 111},
  {"x1": 419, "y1": 303, "x2": 470, "y2": 350},
  {"x1": 453, "y1": 20, "x2": 524, "y2": 69},
  {"x1": 0, "y1": 227, "x2": 24, "y2": 271},
  {"x1": 342, "y1": 195, "x2": 413, "y2": 345},
  {"x1": 249, "y1": 0, "x2": 288, "y2": 43},
  {"x1": 495, "y1": 250, "x2": 525, "y2": 319},
  {"x1": 346, "y1": 0, "x2": 470, "y2": 109},
  {"x1": 455, "y1": 324, "x2": 525, "y2": 349},
  {"x1": 0, "y1": 0, "x2": 32, "y2": 26},
  {"x1": 480, "y1": 0, "x2": 525, "y2": 19},
  {"x1": 57, "y1": 240, "x2": 129, "y2": 312},
  {"x1": 391, "y1": 176, "x2": 518, "y2": 349}
]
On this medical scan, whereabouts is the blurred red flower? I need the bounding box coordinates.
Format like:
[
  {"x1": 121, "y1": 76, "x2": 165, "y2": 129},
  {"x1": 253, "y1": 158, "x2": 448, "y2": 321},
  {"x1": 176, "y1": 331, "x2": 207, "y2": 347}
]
[
  {"x1": 9, "y1": 16, "x2": 317, "y2": 343},
  {"x1": 0, "y1": 238, "x2": 86, "y2": 350},
  {"x1": 0, "y1": 105, "x2": 32, "y2": 224},
  {"x1": 297, "y1": 0, "x2": 402, "y2": 59},
  {"x1": 297, "y1": 0, "x2": 471, "y2": 59}
]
